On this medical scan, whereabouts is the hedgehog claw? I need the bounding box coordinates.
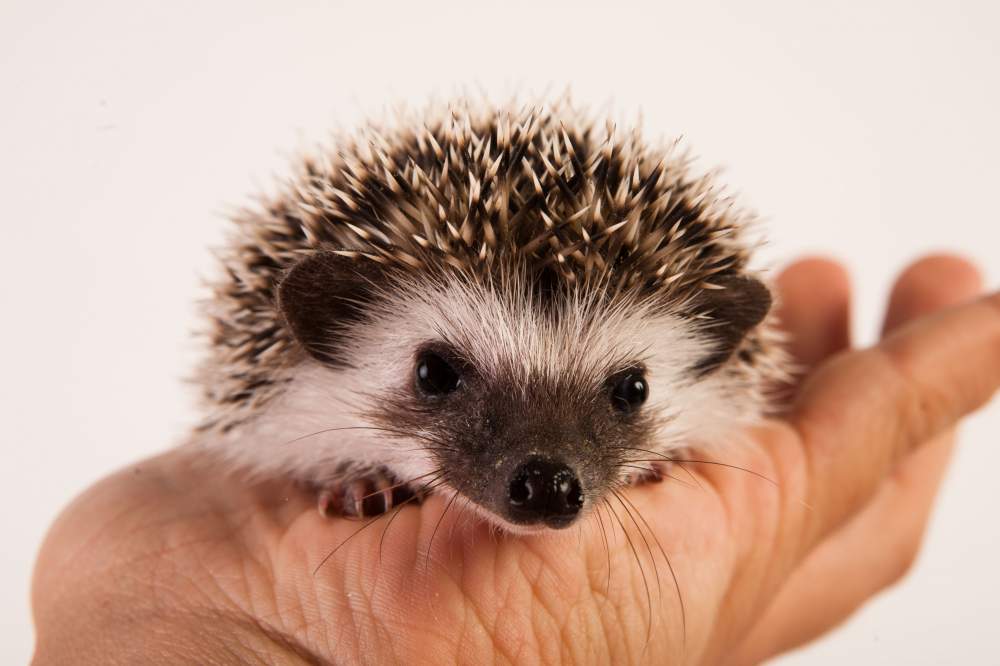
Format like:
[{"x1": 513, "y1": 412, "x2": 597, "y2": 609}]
[
  {"x1": 625, "y1": 461, "x2": 668, "y2": 486},
  {"x1": 316, "y1": 471, "x2": 418, "y2": 519}
]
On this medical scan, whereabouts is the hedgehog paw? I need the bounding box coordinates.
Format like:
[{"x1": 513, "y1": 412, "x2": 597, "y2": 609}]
[
  {"x1": 316, "y1": 471, "x2": 419, "y2": 519},
  {"x1": 623, "y1": 461, "x2": 668, "y2": 486}
]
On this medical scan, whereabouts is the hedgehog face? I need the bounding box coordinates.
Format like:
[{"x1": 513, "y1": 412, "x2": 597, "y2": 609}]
[
  {"x1": 374, "y1": 344, "x2": 656, "y2": 530},
  {"x1": 265, "y1": 252, "x2": 773, "y2": 531}
]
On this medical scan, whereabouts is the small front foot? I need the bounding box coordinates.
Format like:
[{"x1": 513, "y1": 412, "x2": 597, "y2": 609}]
[
  {"x1": 316, "y1": 470, "x2": 419, "y2": 519},
  {"x1": 623, "y1": 461, "x2": 668, "y2": 486}
]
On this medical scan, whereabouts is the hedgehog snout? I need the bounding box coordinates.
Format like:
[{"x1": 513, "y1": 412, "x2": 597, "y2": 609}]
[{"x1": 506, "y1": 456, "x2": 584, "y2": 528}]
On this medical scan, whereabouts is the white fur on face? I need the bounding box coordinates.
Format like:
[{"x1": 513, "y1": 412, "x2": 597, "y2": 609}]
[{"x1": 199, "y1": 273, "x2": 767, "y2": 505}]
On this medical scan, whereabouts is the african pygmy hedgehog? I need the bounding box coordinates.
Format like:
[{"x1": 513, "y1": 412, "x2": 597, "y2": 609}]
[{"x1": 194, "y1": 96, "x2": 786, "y2": 532}]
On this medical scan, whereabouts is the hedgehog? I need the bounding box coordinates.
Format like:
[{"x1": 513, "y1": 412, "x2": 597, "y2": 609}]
[{"x1": 193, "y1": 96, "x2": 787, "y2": 532}]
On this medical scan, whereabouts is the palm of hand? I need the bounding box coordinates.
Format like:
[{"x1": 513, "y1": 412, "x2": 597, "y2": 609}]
[{"x1": 32, "y1": 257, "x2": 999, "y2": 665}]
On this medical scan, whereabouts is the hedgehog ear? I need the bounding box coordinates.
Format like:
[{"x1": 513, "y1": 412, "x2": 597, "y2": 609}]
[
  {"x1": 276, "y1": 251, "x2": 386, "y2": 366},
  {"x1": 691, "y1": 274, "x2": 772, "y2": 374}
]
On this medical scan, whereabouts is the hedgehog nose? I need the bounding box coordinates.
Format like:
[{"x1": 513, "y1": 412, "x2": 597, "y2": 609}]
[{"x1": 507, "y1": 457, "x2": 583, "y2": 528}]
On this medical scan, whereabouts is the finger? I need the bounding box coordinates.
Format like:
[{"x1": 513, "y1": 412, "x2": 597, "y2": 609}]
[
  {"x1": 735, "y1": 431, "x2": 956, "y2": 664},
  {"x1": 791, "y1": 290, "x2": 1000, "y2": 556},
  {"x1": 882, "y1": 254, "x2": 983, "y2": 335},
  {"x1": 735, "y1": 256, "x2": 982, "y2": 662},
  {"x1": 775, "y1": 257, "x2": 852, "y2": 371}
]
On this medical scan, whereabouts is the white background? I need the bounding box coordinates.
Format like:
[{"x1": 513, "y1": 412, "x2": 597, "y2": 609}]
[{"x1": 2, "y1": 1, "x2": 998, "y2": 663}]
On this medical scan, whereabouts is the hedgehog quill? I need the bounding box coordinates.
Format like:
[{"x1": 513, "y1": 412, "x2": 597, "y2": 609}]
[{"x1": 194, "y1": 98, "x2": 787, "y2": 533}]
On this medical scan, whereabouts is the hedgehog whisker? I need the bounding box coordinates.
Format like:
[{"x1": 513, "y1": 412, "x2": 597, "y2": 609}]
[
  {"x1": 618, "y1": 446, "x2": 778, "y2": 487},
  {"x1": 661, "y1": 473, "x2": 699, "y2": 489},
  {"x1": 605, "y1": 491, "x2": 653, "y2": 647},
  {"x1": 592, "y1": 501, "x2": 613, "y2": 598},
  {"x1": 448, "y1": 494, "x2": 474, "y2": 544},
  {"x1": 399, "y1": 444, "x2": 460, "y2": 455},
  {"x1": 665, "y1": 459, "x2": 705, "y2": 491},
  {"x1": 611, "y1": 489, "x2": 663, "y2": 599},
  {"x1": 618, "y1": 489, "x2": 686, "y2": 651},
  {"x1": 424, "y1": 488, "x2": 461, "y2": 576},
  {"x1": 281, "y1": 424, "x2": 446, "y2": 451},
  {"x1": 281, "y1": 425, "x2": 391, "y2": 447}
]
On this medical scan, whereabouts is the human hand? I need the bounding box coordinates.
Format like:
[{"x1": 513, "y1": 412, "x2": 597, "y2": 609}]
[{"x1": 31, "y1": 255, "x2": 999, "y2": 664}]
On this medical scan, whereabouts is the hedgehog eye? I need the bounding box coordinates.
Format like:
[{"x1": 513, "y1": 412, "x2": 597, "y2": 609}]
[
  {"x1": 415, "y1": 351, "x2": 461, "y2": 396},
  {"x1": 610, "y1": 372, "x2": 648, "y2": 413}
]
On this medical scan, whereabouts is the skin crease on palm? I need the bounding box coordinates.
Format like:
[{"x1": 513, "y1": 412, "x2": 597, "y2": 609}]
[{"x1": 31, "y1": 255, "x2": 1000, "y2": 665}]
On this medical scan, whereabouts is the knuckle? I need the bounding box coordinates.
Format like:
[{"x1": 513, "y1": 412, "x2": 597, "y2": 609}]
[{"x1": 872, "y1": 346, "x2": 940, "y2": 458}]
